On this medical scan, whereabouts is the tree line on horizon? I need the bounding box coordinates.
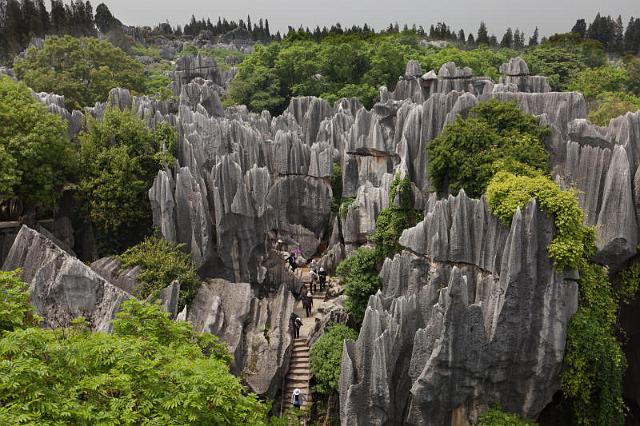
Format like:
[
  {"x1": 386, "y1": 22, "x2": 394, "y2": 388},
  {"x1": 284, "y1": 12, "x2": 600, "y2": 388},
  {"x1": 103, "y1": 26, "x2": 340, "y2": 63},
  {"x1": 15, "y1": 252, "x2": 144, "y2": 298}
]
[{"x1": 1, "y1": 0, "x2": 639, "y2": 64}]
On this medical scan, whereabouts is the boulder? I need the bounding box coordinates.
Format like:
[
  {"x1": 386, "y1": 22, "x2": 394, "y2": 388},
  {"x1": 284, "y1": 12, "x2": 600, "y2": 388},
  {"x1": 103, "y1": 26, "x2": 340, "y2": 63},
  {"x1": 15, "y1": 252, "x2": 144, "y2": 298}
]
[{"x1": 3, "y1": 226, "x2": 130, "y2": 331}]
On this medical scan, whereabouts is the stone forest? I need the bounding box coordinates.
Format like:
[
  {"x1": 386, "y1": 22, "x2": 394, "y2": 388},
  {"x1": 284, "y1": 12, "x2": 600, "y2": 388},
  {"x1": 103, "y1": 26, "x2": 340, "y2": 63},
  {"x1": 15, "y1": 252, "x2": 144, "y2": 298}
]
[{"x1": 1, "y1": 1, "x2": 640, "y2": 425}]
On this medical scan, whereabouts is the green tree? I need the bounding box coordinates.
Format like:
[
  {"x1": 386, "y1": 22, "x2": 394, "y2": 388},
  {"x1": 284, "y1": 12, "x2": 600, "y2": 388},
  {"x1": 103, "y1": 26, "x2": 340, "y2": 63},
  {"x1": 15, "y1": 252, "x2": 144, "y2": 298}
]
[
  {"x1": 428, "y1": 100, "x2": 549, "y2": 198},
  {"x1": 0, "y1": 76, "x2": 74, "y2": 210},
  {"x1": 309, "y1": 324, "x2": 358, "y2": 394},
  {"x1": 79, "y1": 109, "x2": 174, "y2": 254},
  {"x1": 0, "y1": 271, "x2": 40, "y2": 333},
  {"x1": 588, "y1": 92, "x2": 640, "y2": 126},
  {"x1": 567, "y1": 66, "x2": 629, "y2": 99},
  {"x1": 117, "y1": 236, "x2": 202, "y2": 310},
  {"x1": 0, "y1": 299, "x2": 270, "y2": 425},
  {"x1": 336, "y1": 248, "x2": 380, "y2": 323},
  {"x1": 14, "y1": 36, "x2": 145, "y2": 110}
]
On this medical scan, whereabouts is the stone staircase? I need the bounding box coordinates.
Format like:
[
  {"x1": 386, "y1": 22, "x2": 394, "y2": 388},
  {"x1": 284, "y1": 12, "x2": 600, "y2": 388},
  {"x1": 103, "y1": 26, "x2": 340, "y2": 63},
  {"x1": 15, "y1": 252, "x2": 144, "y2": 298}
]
[
  {"x1": 281, "y1": 262, "x2": 328, "y2": 412},
  {"x1": 283, "y1": 337, "x2": 312, "y2": 410}
]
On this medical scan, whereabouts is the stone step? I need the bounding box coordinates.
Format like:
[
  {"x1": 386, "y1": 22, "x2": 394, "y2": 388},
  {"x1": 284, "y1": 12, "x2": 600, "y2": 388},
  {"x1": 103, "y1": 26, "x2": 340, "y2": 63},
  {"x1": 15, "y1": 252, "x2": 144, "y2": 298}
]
[
  {"x1": 288, "y1": 366, "x2": 310, "y2": 374},
  {"x1": 290, "y1": 357, "x2": 309, "y2": 364},
  {"x1": 292, "y1": 348, "x2": 309, "y2": 355}
]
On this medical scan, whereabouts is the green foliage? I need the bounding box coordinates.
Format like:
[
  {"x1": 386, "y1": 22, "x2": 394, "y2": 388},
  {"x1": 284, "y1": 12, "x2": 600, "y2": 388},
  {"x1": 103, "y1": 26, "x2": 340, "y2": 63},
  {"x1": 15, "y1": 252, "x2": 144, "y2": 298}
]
[
  {"x1": 428, "y1": 100, "x2": 549, "y2": 198},
  {"x1": 79, "y1": 108, "x2": 173, "y2": 254},
  {"x1": 0, "y1": 271, "x2": 39, "y2": 333},
  {"x1": 567, "y1": 66, "x2": 629, "y2": 99},
  {"x1": 339, "y1": 198, "x2": 355, "y2": 218},
  {"x1": 330, "y1": 163, "x2": 343, "y2": 213},
  {"x1": 14, "y1": 36, "x2": 145, "y2": 111},
  {"x1": 486, "y1": 170, "x2": 626, "y2": 425},
  {"x1": 229, "y1": 34, "x2": 518, "y2": 114},
  {"x1": 370, "y1": 208, "x2": 409, "y2": 259},
  {"x1": 523, "y1": 37, "x2": 606, "y2": 90},
  {"x1": 371, "y1": 175, "x2": 413, "y2": 259},
  {"x1": 624, "y1": 56, "x2": 640, "y2": 97},
  {"x1": 486, "y1": 172, "x2": 595, "y2": 270},
  {"x1": 0, "y1": 299, "x2": 269, "y2": 424},
  {"x1": 198, "y1": 47, "x2": 248, "y2": 72},
  {"x1": 309, "y1": 324, "x2": 358, "y2": 394},
  {"x1": 562, "y1": 264, "x2": 626, "y2": 426},
  {"x1": 117, "y1": 236, "x2": 202, "y2": 310},
  {"x1": 588, "y1": 92, "x2": 640, "y2": 126},
  {"x1": 337, "y1": 248, "x2": 380, "y2": 323},
  {"x1": 0, "y1": 76, "x2": 74, "y2": 210},
  {"x1": 476, "y1": 406, "x2": 536, "y2": 425},
  {"x1": 615, "y1": 260, "x2": 640, "y2": 305}
]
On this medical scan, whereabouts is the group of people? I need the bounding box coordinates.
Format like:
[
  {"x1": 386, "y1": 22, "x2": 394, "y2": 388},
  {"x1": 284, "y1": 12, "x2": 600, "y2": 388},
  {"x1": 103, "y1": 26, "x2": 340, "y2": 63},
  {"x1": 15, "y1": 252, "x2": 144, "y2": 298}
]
[{"x1": 308, "y1": 259, "x2": 327, "y2": 293}]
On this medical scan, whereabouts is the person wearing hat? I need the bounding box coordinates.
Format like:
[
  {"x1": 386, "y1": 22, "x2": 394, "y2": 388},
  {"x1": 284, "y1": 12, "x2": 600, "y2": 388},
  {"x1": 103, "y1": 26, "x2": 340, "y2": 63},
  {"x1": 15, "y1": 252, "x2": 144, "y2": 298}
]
[
  {"x1": 291, "y1": 388, "x2": 306, "y2": 409},
  {"x1": 318, "y1": 267, "x2": 327, "y2": 292}
]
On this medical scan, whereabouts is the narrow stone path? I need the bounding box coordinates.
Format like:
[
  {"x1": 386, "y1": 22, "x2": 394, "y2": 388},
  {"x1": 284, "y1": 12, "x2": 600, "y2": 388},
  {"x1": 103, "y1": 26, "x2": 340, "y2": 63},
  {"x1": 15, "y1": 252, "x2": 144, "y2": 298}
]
[
  {"x1": 281, "y1": 262, "x2": 328, "y2": 412},
  {"x1": 282, "y1": 337, "x2": 312, "y2": 410}
]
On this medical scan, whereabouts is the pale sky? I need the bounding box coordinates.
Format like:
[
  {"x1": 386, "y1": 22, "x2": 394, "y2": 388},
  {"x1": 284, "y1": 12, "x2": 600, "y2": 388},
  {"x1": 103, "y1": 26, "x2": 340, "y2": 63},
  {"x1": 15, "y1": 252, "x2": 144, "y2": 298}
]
[{"x1": 99, "y1": 0, "x2": 638, "y2": 39}]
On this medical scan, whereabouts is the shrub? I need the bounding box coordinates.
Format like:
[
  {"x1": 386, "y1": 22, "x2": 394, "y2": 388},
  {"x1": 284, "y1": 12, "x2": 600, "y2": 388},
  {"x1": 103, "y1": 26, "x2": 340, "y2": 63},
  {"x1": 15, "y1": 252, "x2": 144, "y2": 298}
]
[
  {"x1": 476, "y1": 406, "x2": 536, "y2": 425},
  {"x1": 588, "y1": 91, "x2": 640, "y2": 126},
  {"x1": 117, "y1": 236, "x2": 201, "y2": 310},
  {"x1": 0, "y1": 76, "x2": 74, "y2": 210},
  {"x1": 428, "y1": 100, "x2": 549, "y2": 198},
  {"x1": 337, "y1": 248, "x2": 380, "y2": 323},
  {"x1": 309, "y1": 324, "x2": 358, "y2": 394},
  {"x1": 486, "y1": 170, "x2": 625, "y2": 425},
  {"x1": 79, "y1": 109, "x2": 175, "y2": 254},
  {"x1": 0, "y1": 299, "x2": 269, "y2": 424},
  {"x1": 486, "y1": 171, "x2": 595, "y2": 270},
  {"x1": 14, "y1": 36, "x2": 145, "y2": 111},
  {"x1": 0, "y1": 271, "x2": 40, "y2": 333}
]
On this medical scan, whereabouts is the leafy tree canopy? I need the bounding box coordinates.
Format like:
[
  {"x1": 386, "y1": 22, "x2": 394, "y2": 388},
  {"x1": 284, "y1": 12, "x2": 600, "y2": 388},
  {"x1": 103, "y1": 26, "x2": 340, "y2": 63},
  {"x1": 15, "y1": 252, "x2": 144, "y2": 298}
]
[
  {"x1": 14, "y1": 36, "x2": 145, "y2": 110},
  {"x1": 428, "y1": 100, "x2": 549, "y2": 198},
  {"x1": 309, "y1": 324, "x2": 358, "y2": 394},
  {"x1": 0, "y1": 296, "x2": 269, "y2": 425},
  {"x1": 117, "y1": 236, "x2": 202, "y2": 310},
  {"x1": 0, "y1": 76, "x2": 74, "y2": 210},
  {"x1": 79, "y1": 108, "x2": 176, "y2": 255}
]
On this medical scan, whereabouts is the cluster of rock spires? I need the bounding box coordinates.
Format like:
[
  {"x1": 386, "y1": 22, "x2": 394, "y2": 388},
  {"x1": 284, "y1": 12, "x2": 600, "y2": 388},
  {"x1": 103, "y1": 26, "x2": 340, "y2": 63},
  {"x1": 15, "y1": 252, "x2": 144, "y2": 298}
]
[{"x1": 2, "y1": 54, "x2": 640, "y2": 422}]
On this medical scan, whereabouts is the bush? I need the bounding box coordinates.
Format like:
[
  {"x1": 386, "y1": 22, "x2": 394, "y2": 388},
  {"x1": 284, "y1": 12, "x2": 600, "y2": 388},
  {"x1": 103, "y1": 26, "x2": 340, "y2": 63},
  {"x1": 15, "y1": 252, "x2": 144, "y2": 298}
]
[
  {"x1": 0, "y1": 271, "x2": 39, "y2": 333},
  {"x1": 428, "y1": 100, "x2": 549, "y2": 198},
  {"x1": 371, "y1": 175, "x2": 413, "y2": 259},
  {"x1": 486, "y1": 172, "x2": 594, "y2": 270},
  {"x1": 14, "y1": 36, "x2": 145, "y2": 111},
  {"x1": 79, "y1": 109, "x2": 175, "y2": 254},
  {"x1": 0, "y1": 76, "x2": 74, "y2": 210},
  {"x1": 486, "y1": 170, "x2": 625, "y2": 425},
  {"x1": 0, "y1": 299, "x2": 269, "y2": 424},
  {"x1": 588, "y1": 91, "x2": 640, "y2": 126},
  {"x1": 476, "y1": 406, "x2": 535, "y2": 425},
  {"x1": 337, "y1": 248, "x2": 380, "y2": 323},
  {"x1": 117, "y1": 236, "x2": 202, "y2": 310},
  {"x1": 309, "y1": 324, "x2": 358, "y2": 394}
]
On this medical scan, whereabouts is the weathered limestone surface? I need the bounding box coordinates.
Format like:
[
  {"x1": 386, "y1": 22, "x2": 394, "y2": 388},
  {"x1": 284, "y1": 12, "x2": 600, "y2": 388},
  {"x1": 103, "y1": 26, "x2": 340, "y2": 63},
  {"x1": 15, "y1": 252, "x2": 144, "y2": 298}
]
[
  {"x1": 3, "y1": 226, "x2": 130, "y2": 331},
  {"x1": 188, "y1": 279, "x2": 295, "y2": 398},
  {"x1": 24, "y1": 54, "x2": 640, "y2": 422},
  {"x1": 340, "y1": 194, "x2": 579, "y2": 425}
]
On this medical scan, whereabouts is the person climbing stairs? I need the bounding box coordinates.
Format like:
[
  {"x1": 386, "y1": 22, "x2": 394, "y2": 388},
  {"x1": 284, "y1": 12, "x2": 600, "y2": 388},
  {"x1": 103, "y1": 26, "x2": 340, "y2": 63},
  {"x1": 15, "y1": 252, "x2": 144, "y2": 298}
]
[{"x1": 283, "y1": 338, "x2": 312, "y2": 410}]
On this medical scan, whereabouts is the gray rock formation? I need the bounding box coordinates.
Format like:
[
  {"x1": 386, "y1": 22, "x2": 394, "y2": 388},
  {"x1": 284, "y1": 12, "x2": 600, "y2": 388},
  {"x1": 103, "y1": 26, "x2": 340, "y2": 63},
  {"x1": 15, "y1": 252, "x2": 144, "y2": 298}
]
[
  {"x1": 188, "y1": 279, "x2": 295, "y2": 398},
  {"x1": 3, "y1": 226, "x2": 130, "y2": 331},
  {"x1": 91, "y1": 257, "x2": 142, "y2": 295},
  {"x1": 340, "y1": 194, "x2": 579, "y2": 425}
]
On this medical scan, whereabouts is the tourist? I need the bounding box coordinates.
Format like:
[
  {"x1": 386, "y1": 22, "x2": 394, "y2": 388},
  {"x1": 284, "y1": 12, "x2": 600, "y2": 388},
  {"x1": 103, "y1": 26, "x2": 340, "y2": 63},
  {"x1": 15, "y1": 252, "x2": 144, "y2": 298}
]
[
  {"x1": 291, "y1": 388, "x2": 305, "y2": 409},
  {"x1": 286, "y1": 251, "x2": 297, "y2": 273},
  {"x1": 318, "y1": 267, "x2": 327, "y2": 292},
  {"x1": 303, "y1": 291, "x2": 313, "y2": 317},
  {"x1": 289, "y1": 312, "x2": 299, "y2": 339},
  {"x1": 294, "y1": 316, "x2": 303, "y2": 338},
  {"x1": 309, "y1": 268, "x2": 318, "y2": 293}
]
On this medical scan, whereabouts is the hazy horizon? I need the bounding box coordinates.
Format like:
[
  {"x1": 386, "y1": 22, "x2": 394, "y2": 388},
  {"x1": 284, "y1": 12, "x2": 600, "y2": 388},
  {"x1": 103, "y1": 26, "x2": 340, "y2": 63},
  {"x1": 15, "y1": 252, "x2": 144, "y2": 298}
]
[{"x1": 98, "y1": 0, "x2": 638, "y2": 39}]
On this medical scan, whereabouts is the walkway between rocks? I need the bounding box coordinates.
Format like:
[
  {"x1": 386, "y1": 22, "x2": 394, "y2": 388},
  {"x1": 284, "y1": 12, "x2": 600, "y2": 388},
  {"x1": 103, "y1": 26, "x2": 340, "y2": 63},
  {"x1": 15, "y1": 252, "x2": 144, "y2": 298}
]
[{"x1": 281, "y1": 264, "x2": 327, "y2": 413}]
